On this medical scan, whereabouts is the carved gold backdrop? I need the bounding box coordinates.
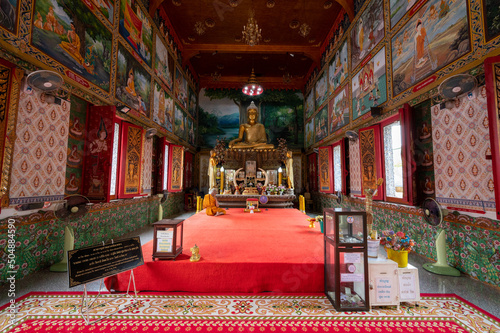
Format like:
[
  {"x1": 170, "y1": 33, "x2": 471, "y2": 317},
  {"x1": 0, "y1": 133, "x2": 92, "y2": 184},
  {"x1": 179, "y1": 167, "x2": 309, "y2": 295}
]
[{"x1": 168, "y1": 144, "x2": 184, "y2": 192}]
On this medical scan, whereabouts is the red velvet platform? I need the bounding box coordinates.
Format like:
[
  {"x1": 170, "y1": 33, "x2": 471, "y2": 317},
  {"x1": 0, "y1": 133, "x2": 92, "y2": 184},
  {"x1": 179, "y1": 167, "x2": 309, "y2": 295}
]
[{"x1": 105, "y1": 208, "x2": 324, "y2": 293}]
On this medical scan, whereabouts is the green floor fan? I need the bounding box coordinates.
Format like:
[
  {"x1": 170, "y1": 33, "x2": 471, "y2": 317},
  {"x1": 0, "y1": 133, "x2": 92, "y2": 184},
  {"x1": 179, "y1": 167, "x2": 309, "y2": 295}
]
[
  {"x1": 421, "y1": 198, "x2": 460, "y2": 276},
  {"x1": 50, "y1": 195, "x2": 90, "y2": 272}
]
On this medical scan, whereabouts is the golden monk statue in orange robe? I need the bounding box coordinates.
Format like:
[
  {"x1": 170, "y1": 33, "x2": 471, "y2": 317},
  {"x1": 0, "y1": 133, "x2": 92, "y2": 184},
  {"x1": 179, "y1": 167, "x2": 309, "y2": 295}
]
[
  {"x1": 203, "y1": 188, "x2": 226, "y2": 216},
  {"x1": 228, "y1": 101, "x2": 274, "y2": 149}
]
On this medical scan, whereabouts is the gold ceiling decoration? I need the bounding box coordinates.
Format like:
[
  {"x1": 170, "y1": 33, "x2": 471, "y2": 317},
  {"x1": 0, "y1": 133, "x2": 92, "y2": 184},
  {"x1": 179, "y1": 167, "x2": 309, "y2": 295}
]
[
  {"x1": 217, "y1": 64, "x2": 224, "y2": 70},
  {"x1": 242, "y1": 10, "x2": 262, "y2": 46},
  {"x1": 194, "y1": 21, "x2": 206, "y2": 35},
  {"x1": 308, "y1": 38, "x2": 316, "y2": 43},
  {"x1": 234, "y1": 36, "x2": 242, "y2": 42},
  {"x1": 229, "y1": 0, "x2": 239, "y2": 7},
  {"x1": 205, "y1": 18, "x2": 215, "y2": 28},
  {"x1": 289, "y1": 20, "x2": 299, "y2": 29},
  {"x1": 262, "y1": 55, "x2": 269, "y2": 60},
  {"x1": 211, "y1": 71, "x2": 221, "y2": 82},
  {"x1": 298, "y1": 23, "x2": 311, "y2": 37},
  {"x1": 266, "y1": 0, "x2": 275, "y2": 8},
  {"x1": 283, "y1": 72, "x2": 292, "y2": 84},
  {"x1": 235, "y1": 55, "x2": 242, "y2": 59},
  {"x1": 264, "y1": 37, "x2": 271, "y2": 43},
  {"x1": 188, "y1": 35, "x2": 195, "y2": 42},
  {"x1": 324, "y1": 1, "x2": 333, "y2": 9},
  {"x1": 172, "y1": 0, "x2": 181, "y2": 6}
]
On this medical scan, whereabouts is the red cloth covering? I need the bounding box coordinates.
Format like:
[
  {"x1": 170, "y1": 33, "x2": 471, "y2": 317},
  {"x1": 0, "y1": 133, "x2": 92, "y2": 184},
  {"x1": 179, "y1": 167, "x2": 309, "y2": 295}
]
[{"x1": 105, "y1": 209, "x2": 324, "y2": 293}]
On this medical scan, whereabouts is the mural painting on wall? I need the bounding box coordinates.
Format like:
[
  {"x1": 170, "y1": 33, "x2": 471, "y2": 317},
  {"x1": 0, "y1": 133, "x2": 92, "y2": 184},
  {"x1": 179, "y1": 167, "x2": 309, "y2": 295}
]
[
  {"x1": 0, "y1": 0, "x2": 18, "y2": 33},
  {"x1": 187, "y1": 117, "x2": 195, "y2": 146},
  {"x1": 263, "y1": 105, "x2": 304, "y2": 149},
  {"x1": 122, "y1": 124, "x2": 143, "y2": 195},
  {"x1": 116, "y1": 42, "x2": 151, "y2": 118},
  {"x1": 65, "y1": 96, "x2": 87, "y2": 195},
  {"x1": 315, "y1": 71, "x2": 328, "y2": 108},
  {"x1": 188, "y1": 86, "x2": 197, "y2": 118},
  {"x1": 390, "y1": 0, "x2": 418, "y2": 28},
  {"x1": 152, "y1": 80, "x2": 173, "y2": 132},
  {"x1": 319, "y1": 146, "x2": 333, "y2": 193},
  {"x1": 154, "y1": 34, "x2": 173, "y2": 90},
  {"x1": 350, "y1": 0, "x2": 385, "y2": 70},
  {"x1": 174, "y1": 103, "x2": 188, "y2": 141},
  {"x1": 198, "y1": 90, "x2": 240, "y2": 148},
  {"x1": 391, "y1": 0, "x2": 470, "y2": 96},
  {"x1": 305, "y1": 89, "x2": 315, "y2": 120},
  {"x1": 31, "y1": 0, "x2": 113, "y2": 91},
  {"x1": 329, "y1": 84, "x2": 350, "y2": 134},
  {"x1": 142, "y1": 137, "x2": 152, "y2": 194},
  {"x1": 328, "y1": 39, "x2": 348, "y2": 94},
  {"x1": 483, "y1": 0, "x2": 500, "y2": 41},
  {"x1": 352, "y1": 47, "x2": 387, "y2": 119},
  {"x1": 175, "y1": 67, "x2": 188, "y2": 109},
  {"x1": 119, "y1": 0, "x2": 152, "y2": 66},
  {"x1": 431, "y1": 86, "x2": 496, "y2": 213},
  {"x1": 349, "y1": 139, "x2": 362, "y2": 195},
  {"x1": 83, "y1": 108, "x2": 114, "y2": 201},
  {"x1": 305, "y1": 119, "x2": 314, "y2": 148},
  {"x1": 169, "y1": 144, "x2": 184, "y2": 191},
  {"x1": 314, "y1": 105, "x2": 328, "y2": 143}
]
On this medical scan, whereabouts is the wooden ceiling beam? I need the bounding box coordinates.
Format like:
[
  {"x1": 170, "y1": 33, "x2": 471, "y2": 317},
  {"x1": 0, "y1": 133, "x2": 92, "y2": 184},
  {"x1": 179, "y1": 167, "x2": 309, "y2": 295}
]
[
  {"x1": 183, "y1": 44, "x2": 321, "y2": 67},
  {"x1": 335, "y1": 0, "x2": 354, "y2": 21},
  {"x1": 199, "y1": 75, "x2": 306, "y2": 90}
]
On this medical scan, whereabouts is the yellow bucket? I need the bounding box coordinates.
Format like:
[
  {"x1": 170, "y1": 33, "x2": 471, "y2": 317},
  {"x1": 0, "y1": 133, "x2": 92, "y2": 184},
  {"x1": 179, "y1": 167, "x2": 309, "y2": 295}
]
[{"x1": 387, "y1": 248, "x2": 409, "y2": 268}]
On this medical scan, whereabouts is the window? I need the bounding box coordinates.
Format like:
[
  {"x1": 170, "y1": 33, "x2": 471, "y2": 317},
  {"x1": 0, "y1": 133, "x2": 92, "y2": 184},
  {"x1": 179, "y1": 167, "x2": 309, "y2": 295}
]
[
  {"x1": 359, "y1": 105, "x2": 413, "y2": 204},
  {"x1": 109, "y1": 122, "x2": 121, "y2": 199},
  {"x1": 332, "y1": 139, "x2": 347, "y2": 194}
]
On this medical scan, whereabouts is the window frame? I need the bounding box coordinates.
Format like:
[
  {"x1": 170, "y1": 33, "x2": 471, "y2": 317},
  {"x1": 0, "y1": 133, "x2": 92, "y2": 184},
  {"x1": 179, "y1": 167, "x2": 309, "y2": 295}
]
[{"x1": 359, "y1": 106, "x2": 413, "y2": 204}]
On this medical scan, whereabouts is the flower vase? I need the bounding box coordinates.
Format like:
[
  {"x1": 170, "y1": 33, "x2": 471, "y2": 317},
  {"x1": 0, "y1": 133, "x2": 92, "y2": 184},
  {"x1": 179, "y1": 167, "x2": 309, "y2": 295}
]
[{"x1": 387, "y1": 248, "x2": 408, "y2": 268}]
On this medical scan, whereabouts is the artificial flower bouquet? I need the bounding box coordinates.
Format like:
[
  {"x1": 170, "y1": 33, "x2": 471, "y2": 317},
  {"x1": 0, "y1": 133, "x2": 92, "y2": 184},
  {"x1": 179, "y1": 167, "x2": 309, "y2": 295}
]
[
  {"x1": 277, "y1": 185, "x2": 286, "y2": 194},
  {"x1": 380, "y1": 230, "x2": 415, "y2": 252}
]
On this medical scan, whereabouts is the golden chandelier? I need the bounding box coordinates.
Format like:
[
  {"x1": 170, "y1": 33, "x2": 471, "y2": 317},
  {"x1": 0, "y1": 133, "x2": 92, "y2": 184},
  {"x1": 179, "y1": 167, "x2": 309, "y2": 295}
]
[{"x1": 242, "y1": 10, "x2": 262, "y2": 46}]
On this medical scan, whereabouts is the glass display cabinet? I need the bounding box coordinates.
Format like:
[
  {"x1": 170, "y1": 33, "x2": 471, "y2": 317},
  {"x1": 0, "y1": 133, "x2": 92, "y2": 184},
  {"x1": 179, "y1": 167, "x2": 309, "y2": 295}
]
[{"x1": 324, "y1": 208, "x2": 369, "y2": 311}]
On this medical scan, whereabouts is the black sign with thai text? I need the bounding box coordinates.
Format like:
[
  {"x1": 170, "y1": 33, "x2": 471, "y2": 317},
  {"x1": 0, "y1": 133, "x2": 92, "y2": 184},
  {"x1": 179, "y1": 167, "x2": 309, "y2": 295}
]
[{"x1": 68, "y1": 237, "x2": 143, "y2": 287}]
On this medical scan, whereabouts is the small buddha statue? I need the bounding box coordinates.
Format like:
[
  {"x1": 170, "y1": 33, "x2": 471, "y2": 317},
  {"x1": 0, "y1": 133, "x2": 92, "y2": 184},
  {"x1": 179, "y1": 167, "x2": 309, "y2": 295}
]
[
  {"x1": 190, "y1": 244, "x2": 200, "y2": 262},
  {"x1": 228, "y1": 101, "x2": 274, "y2": 149}
]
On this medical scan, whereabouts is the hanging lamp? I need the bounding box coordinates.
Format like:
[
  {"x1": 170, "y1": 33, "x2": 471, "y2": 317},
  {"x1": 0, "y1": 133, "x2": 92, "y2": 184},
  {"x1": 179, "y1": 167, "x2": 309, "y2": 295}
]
[{"x1": 242, "y1": 68, "x2": 263, "y2": 96}]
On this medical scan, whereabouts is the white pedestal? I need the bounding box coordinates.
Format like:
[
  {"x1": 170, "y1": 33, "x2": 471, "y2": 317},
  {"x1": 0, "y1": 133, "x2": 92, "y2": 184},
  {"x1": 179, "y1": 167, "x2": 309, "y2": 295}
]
[{"x1": 398, "y1": 263, "x2": 420, "y2": 304}]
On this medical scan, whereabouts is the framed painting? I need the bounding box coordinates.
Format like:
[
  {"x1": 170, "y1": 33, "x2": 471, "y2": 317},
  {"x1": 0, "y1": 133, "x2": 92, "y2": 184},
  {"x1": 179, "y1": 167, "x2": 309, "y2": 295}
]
[
  {"x1": 175, "y1": 67, "x2": 188, "y2": 109},
  {"x1": 328, "y1": 39, "x2": 348, "y2": 94},
  {"x1": 168, "y1": 144, "x2": 184, "y2": 192},
  {"x1": 305, "y1": 119, "x2": 314, "y2": 148},
  {"x1": 174, "y1": 103, "x2": 187, "y2": 141},
  {"x1": 391, "y1": 0, "x2": 470, "y2": 96},
  {"x1": 390, "y1": 0, "x2": 418, "y2": 28},
  {"x1": 350, "y1": 0, "x2": 385, "y2": 70},
  {"x1": 305, "y1": 89, "x2": 315, "y2": 120},
  {"x1": 315, "y1": 105, "x2": 328, "y2": 143},
  {"x1": 318, "y1": 146, "x2": 333, "y2": 193},
  {"x1": 483, "y1": 0, "x2": 500, "y2": 41},
  {"x1": 119, "y1": 0, "x2": 153, "y2": 66},
  {"x1": 31, "y1": 0, "x2": 113, "y2": 91},
  {"x1": 352, "y1": 47, "x2": 387, "y2": 119},
  {"x1": 118, "y1": 121, "x2": 143, "y2": 198},
  {"x1": 152, "y1": 80, "x2": 173, "y2": 132},
  {"x1": 116, "y1": 42, "x2": 152, "y2": 118},
  {"x1": 0, "y1": 0, "x2": 19, "y2": 34},
  {"x1": 188, "y1": 86, "x2": 197, "y2": 118},
  {"x1": 154, "y1": 34, "x2": 173, "y2": 90},
  {"x1": 329, "y1": 84, "x2": 350, "y2": 134},
  {"x1": 315, "y1": 70, "x2": 328, "y2": 108},
  {"x1": 187, "y1": 116, "x2": 195, "y2": 146}
]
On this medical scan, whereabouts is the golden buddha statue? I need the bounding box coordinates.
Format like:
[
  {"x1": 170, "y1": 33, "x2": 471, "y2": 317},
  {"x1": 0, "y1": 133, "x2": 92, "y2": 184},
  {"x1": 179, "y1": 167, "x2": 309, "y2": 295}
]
[{"x1": 228, "y1": 101, "x2": 274, "y2": 149}]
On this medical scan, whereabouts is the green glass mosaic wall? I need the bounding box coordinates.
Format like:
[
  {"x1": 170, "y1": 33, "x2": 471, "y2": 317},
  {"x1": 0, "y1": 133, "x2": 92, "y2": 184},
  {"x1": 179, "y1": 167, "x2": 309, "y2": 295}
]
[
  {"x1": 0, "y1": 193, "x2": 184, "y2": 284},
  {"x1": 314, "y1": 193, "x2": 500, "y2": 288}
]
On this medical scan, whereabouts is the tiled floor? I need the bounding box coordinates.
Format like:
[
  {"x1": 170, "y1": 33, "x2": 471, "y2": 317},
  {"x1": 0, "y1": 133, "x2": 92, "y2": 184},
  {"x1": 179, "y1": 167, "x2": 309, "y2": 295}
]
[{"x1": 1, "y1": 210, "x2": 499, "y2": 319}]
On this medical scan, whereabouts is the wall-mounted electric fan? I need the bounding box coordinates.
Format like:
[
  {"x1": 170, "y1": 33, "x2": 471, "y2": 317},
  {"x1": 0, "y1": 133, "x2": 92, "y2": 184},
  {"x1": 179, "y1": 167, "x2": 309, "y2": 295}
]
[
  {"x1": 421, "y1": 198, "x2": 460, "y2": 276},
  {"x1": 50, "y1": 194, "x2": 91, "y2": 272}
]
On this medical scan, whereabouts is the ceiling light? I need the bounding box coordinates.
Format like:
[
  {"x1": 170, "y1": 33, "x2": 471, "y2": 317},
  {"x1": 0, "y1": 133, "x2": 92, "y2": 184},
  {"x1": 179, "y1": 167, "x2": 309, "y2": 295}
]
[
  {"x1": 242, "y1": 68, "x2": 263, "y2": 96},
  {"x1": 117, "y1": 105, "x2": 131, "y2": 113},
  {"x1": 242, "y1": 10, "x2": 262, "y2": 46}
]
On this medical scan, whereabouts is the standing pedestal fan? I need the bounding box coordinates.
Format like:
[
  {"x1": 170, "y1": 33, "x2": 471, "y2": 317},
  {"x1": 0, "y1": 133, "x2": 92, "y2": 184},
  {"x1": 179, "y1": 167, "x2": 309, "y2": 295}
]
[
  {"x1": 421, "y1": 198, "x2": 460, "y2": 276},
  {"x1": 50, "y1": 195, "x2": 91, "y2": 272}
]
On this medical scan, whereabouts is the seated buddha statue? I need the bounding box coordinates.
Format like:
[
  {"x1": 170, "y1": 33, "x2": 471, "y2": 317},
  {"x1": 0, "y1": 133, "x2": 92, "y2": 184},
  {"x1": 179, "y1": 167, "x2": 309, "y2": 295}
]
[{"x1": 228, "y1": 101, "x2": 274, "y2": 149}]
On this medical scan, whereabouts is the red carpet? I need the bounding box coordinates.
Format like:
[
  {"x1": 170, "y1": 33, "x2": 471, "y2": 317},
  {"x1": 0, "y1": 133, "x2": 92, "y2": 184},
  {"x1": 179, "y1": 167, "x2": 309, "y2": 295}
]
[
  {"x1": 105, "y1": 209, "x2": 325, "y2": 293},
  {"x1": 3, "y1": 293, "x2": 498, "y2": 332}
]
